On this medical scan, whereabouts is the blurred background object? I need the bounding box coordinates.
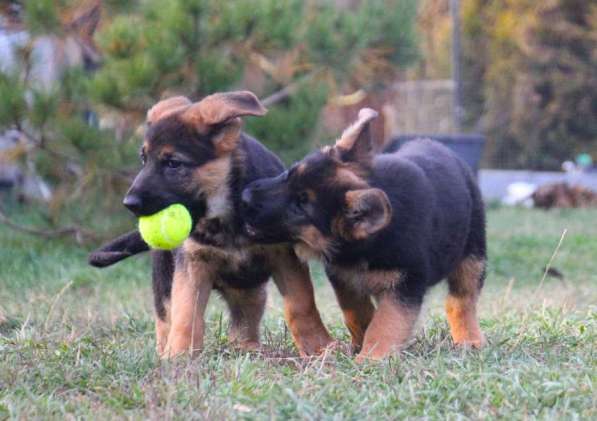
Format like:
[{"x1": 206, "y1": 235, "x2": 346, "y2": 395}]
[{"x1": 532, "y1": 182, "x2": 597, "y2": 209}]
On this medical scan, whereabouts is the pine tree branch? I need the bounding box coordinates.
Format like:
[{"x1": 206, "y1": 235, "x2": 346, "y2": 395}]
[
  {"x1": 261, "y1": 69, "x2": 324, "y2": 107},
  {"x1": 19, "y1": 126, "x2": 83, "y2": 165},
  {"x1": 0, "y1": 203, "x2": 97, "y2": 243}
]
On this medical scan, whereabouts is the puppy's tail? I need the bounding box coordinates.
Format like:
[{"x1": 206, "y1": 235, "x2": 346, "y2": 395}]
[{"x1": 88, "y1": 230, "x2": 149, "y2": 268}]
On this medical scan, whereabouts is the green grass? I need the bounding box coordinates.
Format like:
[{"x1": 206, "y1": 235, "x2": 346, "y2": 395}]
[{"x1": 0, "y1": 207, "x2": 595, "y2": 419}]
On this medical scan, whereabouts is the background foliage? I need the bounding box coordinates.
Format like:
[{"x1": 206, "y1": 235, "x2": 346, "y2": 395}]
[
  {"x1": 461, "y1": 0, "x2": 597, "y2": 169},
  {"x1": 0, "y1": 0, "x2": 418, "y2": 239},
  {"x1": 1, "y1": 0, "x2": 596, "y2": 240},
  {"x1": 414, "y1": 0, "x2": 596, "y2": 170}
]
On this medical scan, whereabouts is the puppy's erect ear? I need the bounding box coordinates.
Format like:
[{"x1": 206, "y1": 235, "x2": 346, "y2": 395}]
[
  {"x1": 182, "y1": 91, "x2": 267, "y2": 154},
  {"x1": 338, "y1": 188, "x2": 392, "y2": 240},
  {"x1": 147, "y1": 96, "x2": 192, "y2": 125},
  {"x1": 334, "y1": 108, "x2": 379, "y2": 163}
]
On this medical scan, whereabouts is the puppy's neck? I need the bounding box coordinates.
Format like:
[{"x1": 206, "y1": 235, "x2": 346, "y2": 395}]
[
  {"x1": 206, "y1": 181, "x2": 231, "y2": 219},
  {"x1": 196, "y1": 155, "x2": 233, "y2": 220}
]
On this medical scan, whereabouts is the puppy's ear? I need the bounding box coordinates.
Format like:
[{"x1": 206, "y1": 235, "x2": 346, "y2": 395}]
[
  {"x1": 147, "y1": 96, "x2": 192, "y2": 125},
  {"x1": 334, "y1": 108, "x2": 378, "y2": 163},
  {"x1": 194, "y1": 91, "x2": 267, "y2": 125},
  {"x1": 337, "y1": 188, "x2": 391, "y2": 240},
  {"x1": 88, "y1": 231, "x2": 149, "y2": 268},
  {"x1": 182, "y1": 91, "x2": 267, "y2": 154}
]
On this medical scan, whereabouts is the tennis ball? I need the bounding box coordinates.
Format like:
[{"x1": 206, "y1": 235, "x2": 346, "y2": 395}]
[{"x1": 138, "y1": 203, "x2": 192, "y2": 250}]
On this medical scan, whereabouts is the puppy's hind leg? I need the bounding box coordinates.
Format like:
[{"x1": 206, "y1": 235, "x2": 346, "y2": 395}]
[
  {"x1": 220, "y1": 285, "x2": 267, "y2": 351},
  {"x1": 356, "y1": 293, "x2": 420, "y2": 362},
  {"x1": 445, "y1": 256, "x2": 486, "y2": 348}
]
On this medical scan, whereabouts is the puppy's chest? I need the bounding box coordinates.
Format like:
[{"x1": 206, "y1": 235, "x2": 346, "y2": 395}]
[
  {"x1": 327, "y1": 262, "x2": 402, "y2": 295},
  {"x1": 183, "y1": 239, "x2": 271, "y2": 289}
]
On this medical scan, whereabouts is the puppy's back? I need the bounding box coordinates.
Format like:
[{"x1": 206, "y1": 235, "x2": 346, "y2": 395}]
[{"x1": 370, "y1": 139, "x2": 482, "y2": 281}]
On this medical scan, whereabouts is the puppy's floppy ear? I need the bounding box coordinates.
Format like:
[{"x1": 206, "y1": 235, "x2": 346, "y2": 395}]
[
  {"x1": 334, "y1": 108, "x2": 378, "y2": 163},
  {"x1": 338, "y1": 188, "x2": 392, "y2": 240},
  {"x1": 193, "y1": 90, "x2": 267, "y2": 125},
  {"x1": 147, "y1": 96, "x2": 192, "y2": 125},
  {"x1": 182, "y1": 91, "x2": 267, "y2": 154}
]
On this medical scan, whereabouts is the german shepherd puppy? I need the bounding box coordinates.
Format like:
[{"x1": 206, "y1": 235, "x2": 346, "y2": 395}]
[
  {"x1": 91, "y1": 91, "x2": 332, "y2": 358},
  {"x1": 240, "y1": 108, "x2": 487, "y2": 361}
]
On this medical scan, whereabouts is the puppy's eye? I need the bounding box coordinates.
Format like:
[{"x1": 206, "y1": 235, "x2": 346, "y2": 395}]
[
  {"x1": 296, "y1": 191, "x2": 310, "y2": 207},
  {"x1": 140, "y1": 153, "x2": 146, "y2": 165},
  {"x1": 164, "y1": 159, "x2": 183, "y2": 169}
]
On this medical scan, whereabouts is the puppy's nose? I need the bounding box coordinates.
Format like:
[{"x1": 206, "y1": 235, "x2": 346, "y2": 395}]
[{"x1": 123, "y1": 194, "x2": 143, "y2": 215}]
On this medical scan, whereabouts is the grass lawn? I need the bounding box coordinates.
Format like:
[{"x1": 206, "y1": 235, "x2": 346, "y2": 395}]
[{"x1": 0, "y1": 206, "x2": 595, "y2": 419}]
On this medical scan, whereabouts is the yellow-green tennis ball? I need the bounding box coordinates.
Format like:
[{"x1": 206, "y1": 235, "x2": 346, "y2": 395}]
[{"x1": 138, "y1": 204, "x2": 192, "y2": 250}]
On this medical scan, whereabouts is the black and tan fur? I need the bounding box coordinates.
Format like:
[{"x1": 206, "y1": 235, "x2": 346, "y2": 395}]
[
  {"x1": 90, "y1": 91, "x2": 332, "y2": 358},
  {"x1": 241, "y1": 108, "x2": 487, "y2": 361}
]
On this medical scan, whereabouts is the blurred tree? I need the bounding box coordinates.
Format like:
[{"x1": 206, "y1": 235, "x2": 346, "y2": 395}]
[
  {"x1": 462, "y1": 0, "x2": 597, "y2": 169},
  {"x1": 91, "y1": 0, "x2": 418, "y2": 163},
  {"x1": 0, "y1": 0, "x2": 418, "y2": 240},
  {"x1": 407, "y1": 0, "x2": 596, "y2": 169},
  {"x1": 410, "y1": 0, "x2": 452, "y2": 79}
]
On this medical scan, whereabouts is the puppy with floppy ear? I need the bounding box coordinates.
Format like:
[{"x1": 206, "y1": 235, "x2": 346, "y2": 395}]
[
  {"x1": 90, "y1": 91, "x2": 333, "y2": 359},
  {"x1": 242, "y1": 107, "x2": 488, "y2": 361}
]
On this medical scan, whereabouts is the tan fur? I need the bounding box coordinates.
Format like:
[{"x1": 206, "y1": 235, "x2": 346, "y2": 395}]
[
  {"x1": 296, "y1": 162, "x2": 307, "y2": 175},
  {"x1": 155, "y1": 305, "x2": 170, "y2": 355},
  {"x1": 147, "y1": 96, "x2": 191, "y2": 124},
  {"x1": 293, "y1": 243, "x2": 322, "y2": 263},
  {"x1": 162, "y1": 260, "x2": 214, "y2": 358},
  {"x1": 212, "y1": 118, "x2": 242, "y2": 155},
  {"x1": 193, "y1": 154, "x2": 231, "y2": 196},
  {"x1": 180, "y1": 91, "x2": 266, "y2": 137},
  {"x1": 189, "y1": 91, "x2": 267, "y2": 126},
  {"x1": 335, "y1": 167, "x2": 369, "y2": 188},
  {"x1": 356, "y1": 294, "x2": 420, "y2": 362},
  {"x1": 331, "y1": 282, "x2": 375, "y2": 351},
  {"x1": 328, "y1": 264, "x2": 401, "y2": 295},
  {"x1": 270, "y1": 247, "x2": 334, "y2": 356},
  {"x1": 158, "y1": 145, "x2": 175, "y2": 157},
  {"x1": 183, "y1": 239, "x2": 253, "y2": 272},
  {"x1": 146, "y1": 92, "x2": 264, "y2": 155},
  {"x1": 193, "y1": 156, "x2": 232, "y2": 218},
  {"x1": 446, "y1": 257, "x2": 486, "y2": 348},
  {"x1": 366, "y1": 270, "x2": 402, "y2": 294},
  {"x1": 335, "y1": 188, "x2": 392, "y2": 241},
  {"x1": 220, "y1": 285, "x2": 266, "y2": 350},
  {"x1": 181, "y1": 240, "x2": 334, "y2": 356},
  {"x1": 335, "y1": 108, "x2": 378, "y2": 151},
  {"x1": 294, "y1": 225, "x2": 333, "y2": 261}
]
